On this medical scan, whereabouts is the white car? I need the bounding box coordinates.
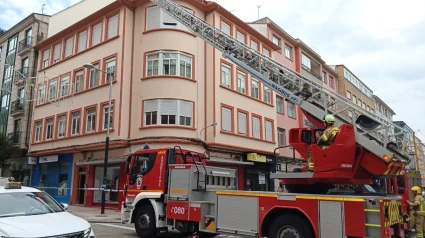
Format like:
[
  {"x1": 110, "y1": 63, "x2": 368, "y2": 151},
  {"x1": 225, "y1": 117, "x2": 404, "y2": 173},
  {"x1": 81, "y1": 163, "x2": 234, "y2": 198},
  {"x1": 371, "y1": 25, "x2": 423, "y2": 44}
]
[{"x1": 0, "y1": 178, "x2": 95, "y2": 238}]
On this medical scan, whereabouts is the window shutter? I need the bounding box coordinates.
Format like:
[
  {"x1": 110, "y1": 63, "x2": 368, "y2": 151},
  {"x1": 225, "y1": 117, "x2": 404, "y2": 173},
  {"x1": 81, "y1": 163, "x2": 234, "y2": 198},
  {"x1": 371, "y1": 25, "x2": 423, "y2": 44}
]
[
  {"x1": 108, "y1": 15, "x2": 119, "y2": 38},
  {"x1": 265, "y1": 121, "x2": 272, "y2": 141},
  {"x1": 54, "y1": 44, "x2": 61, "y2": 61},
  {"x1": 159, "y1": 99, "x2": 178, "y2": 115},
  {"x1": 92, "y1": 23, "x2": 102, "y2": 45},
  {"x1": 179, "y1": 100, "x2": 192, "y2": 117},
  {"x1": 253, "y1": 117, "x2": 260, "y2": 138},
  {"x1": 221, "y1": 21, "x2": 230, "y2": 35},
  {"x1": 162, "y1": 10, "x2": 178, "y2": 25},
  {"x1": 251, "y1": 40, "x2": 258, "y2": 50},
  {"x1": 238, "y1": 112, "x2": 246, "y2": 134},
  {"x1": 146, "y1": 6, "x2": 161, "y2": 30},
  {"x1": 78, "y1": 31, "x2": 87, "y2": 52},
  {"x1": 237, "y1": 32, "x2": 245, "y2": 43},
  {"x1": 65, "y1": 38, "x2": 73, "y2": 56},
  {"x1": 221, "y1": 108, "x2": 231, "y2": 131},
  {"x1": 144, "y1": 100, "x2": 158, "y2": 112},
  {"x1": 263, "y1": 48, "x2": 270, "y2": 57}
]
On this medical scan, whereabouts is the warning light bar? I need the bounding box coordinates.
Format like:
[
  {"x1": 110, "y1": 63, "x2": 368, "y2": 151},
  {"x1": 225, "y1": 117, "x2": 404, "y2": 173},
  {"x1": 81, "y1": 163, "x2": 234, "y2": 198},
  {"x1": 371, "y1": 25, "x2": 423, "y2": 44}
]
[{"x1": 4, "y1": 182, "x2": 22, "y2": 189}]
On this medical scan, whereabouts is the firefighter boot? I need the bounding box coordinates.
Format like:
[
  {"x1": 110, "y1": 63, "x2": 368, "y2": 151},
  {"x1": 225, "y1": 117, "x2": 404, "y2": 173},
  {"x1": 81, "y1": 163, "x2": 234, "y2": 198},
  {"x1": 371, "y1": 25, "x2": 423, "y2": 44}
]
[{"x1": 307, "y1": 156, "x2": 314, "y2": 172}]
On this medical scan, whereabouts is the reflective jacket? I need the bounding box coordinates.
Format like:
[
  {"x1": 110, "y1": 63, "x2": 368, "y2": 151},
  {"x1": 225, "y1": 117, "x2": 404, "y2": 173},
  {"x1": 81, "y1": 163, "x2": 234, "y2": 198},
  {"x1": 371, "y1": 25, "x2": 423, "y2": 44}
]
[
  {"x1": 412, "y1": 194, "x2": 425, "y2": 215},
  {"x1": 317, "y1": 125, "x2": 339, "y2": 148}
]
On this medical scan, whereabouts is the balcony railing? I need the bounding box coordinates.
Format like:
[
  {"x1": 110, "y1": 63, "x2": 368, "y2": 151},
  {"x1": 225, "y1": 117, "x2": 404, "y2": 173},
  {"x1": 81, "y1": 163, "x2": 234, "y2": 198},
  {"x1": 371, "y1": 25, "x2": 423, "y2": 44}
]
[
  {"x1": 301, "y1": 64, "x2": 322, "y2": 80},
  {"x1": 10, "y1": 100, "x2": 24, "y2": 115},
  {"x1": 7, "y1": 131, "x2": 21, "y2": 145},
  {"x1": 14, "y1": 67, "x2": 29, "y2": 85},
  {"x1": 18, "y1": 37, "x2": 32, "y2": 54}
]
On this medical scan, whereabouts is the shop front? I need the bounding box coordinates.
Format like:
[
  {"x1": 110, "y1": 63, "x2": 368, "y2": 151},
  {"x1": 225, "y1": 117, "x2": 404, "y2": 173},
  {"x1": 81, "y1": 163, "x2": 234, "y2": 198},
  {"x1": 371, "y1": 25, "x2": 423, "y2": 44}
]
[
  {"x1": 30, "y1": 153, "x2": 73, "y2": 204},
  {"x1": 243, "y1": 153, "x2": 279, "y2": 192},
  {"x1": 4, "y1": 157, "x2": 31, "y2": 186}
]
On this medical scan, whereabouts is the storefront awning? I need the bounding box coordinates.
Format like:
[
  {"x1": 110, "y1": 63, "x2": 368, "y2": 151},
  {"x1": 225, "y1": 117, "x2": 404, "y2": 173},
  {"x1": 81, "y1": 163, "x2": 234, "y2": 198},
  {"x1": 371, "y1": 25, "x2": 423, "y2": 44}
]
[
  {"x1": 207, "y1": 157, "x2": 254, "y2": 165},
  {"x1": 76, "y1": 156, "x2": 127, "y2": 165}
]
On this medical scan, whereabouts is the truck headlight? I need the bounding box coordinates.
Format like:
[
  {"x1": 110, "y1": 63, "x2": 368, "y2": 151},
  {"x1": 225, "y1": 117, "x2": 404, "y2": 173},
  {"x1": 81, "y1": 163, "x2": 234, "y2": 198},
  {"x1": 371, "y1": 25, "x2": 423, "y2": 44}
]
[{"x1": 84, "y1": 227, "x2": 91, "y2": 238}]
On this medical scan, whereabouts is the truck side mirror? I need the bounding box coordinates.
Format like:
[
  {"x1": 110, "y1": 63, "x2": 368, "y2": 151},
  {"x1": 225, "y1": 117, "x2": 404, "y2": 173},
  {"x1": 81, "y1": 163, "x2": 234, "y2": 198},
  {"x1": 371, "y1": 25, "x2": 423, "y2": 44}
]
[
  {"x1": 301, "y1": 130, "x2": 312, "y2": 144},
  {"x1": 125, "y1": 155, "x2": 132, "y2": 175}
]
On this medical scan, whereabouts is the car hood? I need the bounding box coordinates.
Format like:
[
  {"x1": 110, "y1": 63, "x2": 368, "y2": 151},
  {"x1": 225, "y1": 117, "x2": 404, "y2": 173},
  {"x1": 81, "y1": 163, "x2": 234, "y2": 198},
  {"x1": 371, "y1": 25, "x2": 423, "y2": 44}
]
[{"x1": 0, "y1": 211, "x2": 91, "y2": 237}]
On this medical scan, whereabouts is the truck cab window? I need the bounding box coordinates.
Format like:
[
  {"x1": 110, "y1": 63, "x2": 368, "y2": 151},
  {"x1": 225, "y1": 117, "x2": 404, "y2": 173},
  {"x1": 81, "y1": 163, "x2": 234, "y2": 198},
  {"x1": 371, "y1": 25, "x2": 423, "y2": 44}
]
[
  {"x1": 397, "y1": 175, "x2": 405, "y2": 194},
  {"x1": 129, "y1": 153, "x2": 157, "y2": 185}
]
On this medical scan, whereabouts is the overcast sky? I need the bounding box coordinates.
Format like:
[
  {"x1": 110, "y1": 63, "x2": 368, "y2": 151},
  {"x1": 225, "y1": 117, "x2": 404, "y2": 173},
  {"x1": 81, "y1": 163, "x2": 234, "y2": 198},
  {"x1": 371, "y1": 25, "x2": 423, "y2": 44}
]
[{"x1": 1, "y1": 0, "x2": 424, "y2": 141}]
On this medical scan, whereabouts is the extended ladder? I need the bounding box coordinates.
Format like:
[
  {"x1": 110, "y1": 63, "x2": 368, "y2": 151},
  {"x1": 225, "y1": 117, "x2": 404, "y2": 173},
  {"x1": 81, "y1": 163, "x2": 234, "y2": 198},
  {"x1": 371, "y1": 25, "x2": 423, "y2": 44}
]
[{"x1": 150, "y1": 0, "x2": 411, "y2": 164}]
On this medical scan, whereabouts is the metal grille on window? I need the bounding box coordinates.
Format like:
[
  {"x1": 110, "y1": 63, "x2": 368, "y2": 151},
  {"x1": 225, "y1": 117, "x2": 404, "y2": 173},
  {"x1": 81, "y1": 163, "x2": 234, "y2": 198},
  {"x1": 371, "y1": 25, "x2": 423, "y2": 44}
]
[
  {"x1": 160, "y1": 99, "x2": 178, "y2": 125},
  {"x1": 253, "y1": 117, "x2": 260, "y2": 138},
  {"x1": 238, "y1": 112, "x2": 247, "y2": 135},
  {"x1": 146, "y1": 7, "x2": 161, "y2": 30},
  {"x1": 179, "y1": 100, "x2": 192, "y2": 126},
  {"x1": 221, "y1": 108, "x2": 231, "y2": 132},
  {"x1": 144, "y1": 100, "x2": 158, "y2": 126},
  {"x1": 265, "y1": 121, "x2": 272, "y2": 141}
]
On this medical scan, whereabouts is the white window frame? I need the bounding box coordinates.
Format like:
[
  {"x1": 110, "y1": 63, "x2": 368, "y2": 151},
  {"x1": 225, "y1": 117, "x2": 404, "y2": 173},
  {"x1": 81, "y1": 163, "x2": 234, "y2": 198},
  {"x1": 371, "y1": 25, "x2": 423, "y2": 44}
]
[
  {"x1": 263, "y1": 86, "x2": 271, "y2": 103},
  {"x1": 252, "y1": 116, "x2": 260, "y2": 139},
  {"x1": 78, "y1": 30, "x2": 87, "y2": 53},
  {"x1": 105, "y1": 58, "x2": 116, "y2": 83},
  {"x1": 143, "y1": 99, "x2": 194, "y2": 127},
  {"x1": 48, "y1": 80, "x2": 57, "y2": 101},
  {"x1": 71, "y1": 112, "x2": 81, "y2": 135},
  {"x1": 58, "y1": 115, "x2": 66, "y2": 138},
  {"x1": 288, "y1": 102, "x2": 296, "y2": 118},
  {"x1": 60, "y1": 75, "x2": 70, "y2": 97},
  {"x1": 301, "y1": 54, "x2": 311, "y2": 70},
  {"x1": 237, "y1": 71, "x2": 246, "y2": 94},
  {"x1": 221, "y1": 64, "x2": 231, "y2": 87},
  {"x1": 145, "y1": 51, "x2": 193, "y2": 79},
  {"x1": 265, "y1": 120, "x2": 273, "y2": 141},
  {"x1": 250, "y1": 40, "x2": 258, "y2": 51},
  {"x1": 276, "y1": 96, "x2": 284, "y2": 114},
  {"x1": 107, "y1": 14, "x2": 119, "y2": 39},
  {"x1": 237, "y1": 111, "x2": 247, "y2": 135},
  {"x1": 284, "y1": 44, "x2": 292, "y2": 60},
  {"x1": 43, "y1": 49, "x2": 50, "y2": 68},
  {"x1": 75, "y1": 70, "x2": 84, "y2": 93},
  {"x1": 38, "y1": 85, "x2": 45, "y2": 105},
  {"x1": 86, "y1": 108, "x2": 96, "y2": 133},
  {"x1": 53, "y1": 43, "x2": 61, "y2": 63},
  {"x1": 272, "y1": 35, "x2": 280, "y2": 46},
  {"x1": 221, "y1": 107, "x2": 232, "y2": 132},
  {"x1": 46, "y1": 119, "x2": 54, "y2": 140},
  {"x1": 102, "y1": 104, "x2": 114, "y2": 130},
  {"x1": 251, "y1": 78, "x2": 259, "y2": 99},
  {"x1": 236, "y1": 31, "x2": 245, "y2": 43},
  {"x1": 65, "y1": 37, "x2": 73, "y2": 57},
  {"x1": 91, "y1": 23, "x2": 102, "y2": 46},
  {"x1": 221, "y1": 21, "x2": 230, "y2": 35},
  {"x1": 277, "y1": 128, "x2": 285, "y2": 146},
  {"x1": 262, "y1": 48, "x2": 270, "y2": 57},
  {"x1": 89, "y1": 64, "x2": 100, "y2": 88},
  {"x1": 35, "y1": 122, "x2": 42, "y2": 142}
]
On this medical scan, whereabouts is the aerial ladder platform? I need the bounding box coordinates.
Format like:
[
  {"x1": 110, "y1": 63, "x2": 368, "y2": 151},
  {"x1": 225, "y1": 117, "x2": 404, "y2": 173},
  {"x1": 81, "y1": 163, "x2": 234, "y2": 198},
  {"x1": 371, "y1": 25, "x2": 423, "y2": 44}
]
[{"x1": 150, "y1": 0, "x2": 411, "y2": 185}]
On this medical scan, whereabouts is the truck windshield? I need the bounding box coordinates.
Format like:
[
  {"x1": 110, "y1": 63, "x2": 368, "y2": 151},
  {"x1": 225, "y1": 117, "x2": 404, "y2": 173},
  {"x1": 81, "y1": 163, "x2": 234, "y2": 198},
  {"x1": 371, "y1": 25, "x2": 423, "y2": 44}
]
[
  {"x1": 133, "y1": 153, "x2": 157, "y2": 174},
  {"x1": 371, "y1": 177, "x2": 388, "y2": 194}
]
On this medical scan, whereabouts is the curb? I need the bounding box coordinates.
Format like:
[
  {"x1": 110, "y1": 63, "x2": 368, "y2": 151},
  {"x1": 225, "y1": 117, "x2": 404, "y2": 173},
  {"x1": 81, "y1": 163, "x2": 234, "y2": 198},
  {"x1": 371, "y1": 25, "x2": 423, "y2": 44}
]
[{"x1": 86, "y1": 220, "x2": 123, "y2": 224}]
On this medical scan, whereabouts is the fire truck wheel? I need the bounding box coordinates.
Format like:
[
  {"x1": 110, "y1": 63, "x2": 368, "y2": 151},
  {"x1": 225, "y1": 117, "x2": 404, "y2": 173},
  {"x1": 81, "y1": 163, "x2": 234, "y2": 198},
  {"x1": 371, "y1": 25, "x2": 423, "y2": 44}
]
[
  {"x1": 134, "y1": 204, "x2": 156, "y2": 237},
  {"x1": 268, "y1": 214, "x2": 313, "y2": 238}
]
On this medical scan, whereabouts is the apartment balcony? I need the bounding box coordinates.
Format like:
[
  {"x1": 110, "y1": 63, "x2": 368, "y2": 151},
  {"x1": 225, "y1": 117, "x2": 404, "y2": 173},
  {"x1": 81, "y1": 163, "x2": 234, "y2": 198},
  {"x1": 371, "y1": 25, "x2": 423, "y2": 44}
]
[
  {"x1": 10, "y1": 100, "x2": 24, "y2": 116},
  {"x1": 18, "y1": 37, "x2": 33, "y2": 55},
  {"x1": 7, "y1": 131, "x2": 21, "y2": 145},
  {"x1": 301, "y1": 64, "x2": 322, "y2": 81},
  {"x1": 14, "y1": 67, "x2": 30, "y2": 85}
]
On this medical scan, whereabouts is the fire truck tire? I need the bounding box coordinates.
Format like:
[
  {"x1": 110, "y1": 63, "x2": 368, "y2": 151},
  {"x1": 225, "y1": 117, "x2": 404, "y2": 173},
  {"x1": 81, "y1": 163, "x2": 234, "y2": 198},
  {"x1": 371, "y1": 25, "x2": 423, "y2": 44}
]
[
  {"x1": 268, "y1": 214, "x2": 313, "y2": 238},
  {"x1": 134, "y1": 204, "x2": 157, "y2": 238}
]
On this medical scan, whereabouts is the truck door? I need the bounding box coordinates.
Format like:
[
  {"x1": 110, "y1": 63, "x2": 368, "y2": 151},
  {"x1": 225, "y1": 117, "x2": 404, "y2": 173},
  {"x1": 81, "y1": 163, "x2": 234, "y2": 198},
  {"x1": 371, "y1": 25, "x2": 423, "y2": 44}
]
[{"x1": 128, "y1": 152, "x2": 157, "y2": 192}]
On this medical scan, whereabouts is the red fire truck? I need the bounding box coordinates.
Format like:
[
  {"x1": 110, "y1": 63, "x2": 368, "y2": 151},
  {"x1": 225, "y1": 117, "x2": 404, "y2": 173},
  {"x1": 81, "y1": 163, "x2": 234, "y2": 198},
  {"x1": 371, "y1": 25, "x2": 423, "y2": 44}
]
[{"x1": 119, "y1": 0, "x2": 413, "y2": 237}]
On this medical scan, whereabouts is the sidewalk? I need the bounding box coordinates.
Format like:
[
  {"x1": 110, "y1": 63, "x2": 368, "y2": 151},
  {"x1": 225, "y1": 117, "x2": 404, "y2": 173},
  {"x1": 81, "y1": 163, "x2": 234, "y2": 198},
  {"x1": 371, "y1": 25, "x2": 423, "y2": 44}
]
[{"x1": 67, "y1": 205, "x2": 122, "y2": 223}]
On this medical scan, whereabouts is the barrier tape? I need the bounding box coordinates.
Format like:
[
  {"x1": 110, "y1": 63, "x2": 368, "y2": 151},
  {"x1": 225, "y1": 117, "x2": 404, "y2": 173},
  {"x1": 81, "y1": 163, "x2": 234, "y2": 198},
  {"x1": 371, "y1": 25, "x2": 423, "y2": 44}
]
[{"x1": 33, "y1": 186, "x2": 125, "y2": 192}]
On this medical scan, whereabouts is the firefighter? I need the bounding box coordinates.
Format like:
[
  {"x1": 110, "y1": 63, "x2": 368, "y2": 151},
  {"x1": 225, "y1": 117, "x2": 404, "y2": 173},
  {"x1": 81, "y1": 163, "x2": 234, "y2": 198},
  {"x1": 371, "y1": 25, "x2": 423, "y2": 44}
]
[
  {"x1": 407, "y1": 186, "x2": 425, "y2": 237},
  {"x1": 307, "y1": 114, "x2": 339, "y2": 171}
]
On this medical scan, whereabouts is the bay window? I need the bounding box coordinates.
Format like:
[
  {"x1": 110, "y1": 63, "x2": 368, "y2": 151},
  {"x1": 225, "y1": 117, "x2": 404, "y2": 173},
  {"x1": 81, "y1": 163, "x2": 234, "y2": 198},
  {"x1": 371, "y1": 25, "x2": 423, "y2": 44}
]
[
  {"x1": 143, "y1": 99, "x2": 193, "y2": 127},
  {"x1": 146, "y1": 51, "x2": 193, "y2": 79}
]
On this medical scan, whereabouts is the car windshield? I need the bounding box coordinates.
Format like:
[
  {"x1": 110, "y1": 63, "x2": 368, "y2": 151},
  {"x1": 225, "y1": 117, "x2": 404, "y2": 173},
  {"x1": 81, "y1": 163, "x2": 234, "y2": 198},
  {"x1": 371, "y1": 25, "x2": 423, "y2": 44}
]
[{"x1": 0, "y1": 192, "x2": 64, "y2": 218}]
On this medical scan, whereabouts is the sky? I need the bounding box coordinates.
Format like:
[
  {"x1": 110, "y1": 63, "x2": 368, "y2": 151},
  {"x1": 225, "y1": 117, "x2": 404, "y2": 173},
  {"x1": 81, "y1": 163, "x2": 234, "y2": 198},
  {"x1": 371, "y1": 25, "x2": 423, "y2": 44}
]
[{"x1": 1, "y1": 0, "x2": 424, "y2": 141}]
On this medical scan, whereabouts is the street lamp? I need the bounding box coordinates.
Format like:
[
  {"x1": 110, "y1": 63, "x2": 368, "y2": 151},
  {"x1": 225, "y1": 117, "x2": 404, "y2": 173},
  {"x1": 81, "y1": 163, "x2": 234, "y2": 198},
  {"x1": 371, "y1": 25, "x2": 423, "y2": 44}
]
[
  {"x1": 199, "y1": 122, "x2": 217, "y2": 139},
  {"x1": 83, "y1": 62, "x2": 114, "y2": 215}
]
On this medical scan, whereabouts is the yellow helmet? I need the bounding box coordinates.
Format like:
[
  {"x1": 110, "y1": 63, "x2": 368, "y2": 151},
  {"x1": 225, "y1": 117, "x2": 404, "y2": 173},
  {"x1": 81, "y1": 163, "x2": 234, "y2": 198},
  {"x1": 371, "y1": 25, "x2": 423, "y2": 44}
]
[
  {"x1": 323, "y1": 114, "x2": 336, "y2": 124},
  {"x1": 412, "y1": 186, "x2": 421, "y2": 194}
]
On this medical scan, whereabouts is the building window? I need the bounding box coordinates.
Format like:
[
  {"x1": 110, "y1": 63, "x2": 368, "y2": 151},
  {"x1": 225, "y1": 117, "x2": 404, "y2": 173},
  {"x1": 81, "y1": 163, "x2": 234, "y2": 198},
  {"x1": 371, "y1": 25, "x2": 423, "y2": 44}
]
[
  {"x1": 75, "y1": 70, "x2": 84, "y2": 93},
  {"x1": 89, "y1": 64, "x2": 100, "y2": 88},
  {"x1": 329, "y1": 77, "x2": 334, "y2": 88},
  {"x1": 263, "y1": 86, "x2": 271, "y2": 103},
  {"x1": 105, "y1": 58, "x2": 116, "y2": 83},
  {"x1": 265, "y1": 120, "x2": 273, "y2": 141},
  {"x1": 221, "y1": 63, "x2": 231, "y2": 88},
  {"x1": 35, "y1": 121, "x2": 42, "y2": 142},
  {"x1": 322, "y1": 71, "x2": 327, "y2": 83},
  {"x1": 65, "y1": 37, "x2": 73, "y2": 57},
  {"x1": 237, "y1": 71, "x2": 246, "y2": 94},
  {"x1": 250, "y1": 40, "x2": 258, "y2": 51},
  {"x1": 146, "y1": 52, "x2": 192, "y2": 79},
  {"x1": 102, "y1": 104, "x2": 114, "y2": 130},
  {"x1": 276, "y1": 96, "x2": 284, "y2": 114},
  {"x1": 38, "y1": 85, "x2": 45, "y2": 105},
  {"x1": 46, "y1": 119, "x2": 54, "y2": 140},
  {"x1": 362, "y1": 102, "x2": 366, "y2": 109},
  {"x1": 301, "y1": 54, "x2": 311, "y2": 70},
  {"x1": 367, "y1": 105, "x2": 371, "y2": 111},
  {"x1": 236, "y1": 31, "x2": 245, "y2": 43},
  {"x1": 284, "y1": 44, "x2": 292, "y2": 60},
  {"x1": 53, "y1": 43, "x2": 61, "y2": 63},
  {"x1": 42, "y1": 49, "x2": 50, "y2": 68},
  {"x1": 237, "y1": 111, "x2": 247, "y2": 135},
  {"x1": 346, "y1": 91, "x2": 351, "y2": 99},
  {"x1": 143, "y1": 99, "x2": 193, "y2": 127},
  {"x1": 86, "y1": 108, "x2": 96, "y2": 133},
  {"x1": 91, "y1": 22, "x2": 102, "y2": 46},
  {"x1": 221, "y1": 107, "x2": 232, "y2": 132},
  {"x1": 78, "y1": 30, "x2": 87, "y2": 53},
  {"x1": 251, "y1": 78, "x2": 259, "y2": 99},
  {"x1": 58, "y1": 115, "x2": 66, "y2": 138},
  {"x1": 262, "y1": 48, "x2": 270, "y2": 57},
  {"x1": 71, "y1": 111, "x2": 81, "y2": 135},
  {"x1": 352, "y1": 95, "x2": 357, "y2": 104},
  {"x1": 146, "y1": 6, "x2": 189, "y2": 31},
  {"x1": 221, "y1": 21, "x2": 230, "y2": 35},
  {"x1": 60, "y1": 75, "x2": 70, "y2": 97},
  {"x1": 277, "y1": 128, "x2": 285, "y2": 146},
  {"x1": 272, "y1": 35, "x2": 280, "y2": 47},
  {"x1": 252, "y1": 116, "x2": 261, "y2": 139},
  {"x1": 48, "y1": 80, "x2": 57, "y2": 101},
  {"x1": 288, "y1": 102, "x2": 296, "y2": 118},
  {"x1": 107, "y1": 14, "x2": 119, "y2": 39}
]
